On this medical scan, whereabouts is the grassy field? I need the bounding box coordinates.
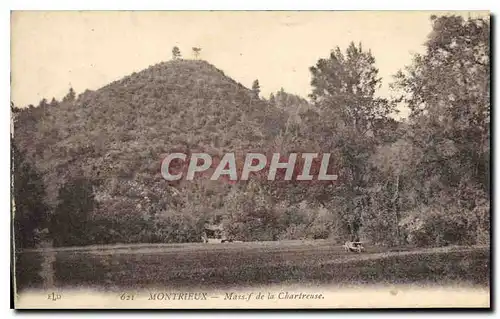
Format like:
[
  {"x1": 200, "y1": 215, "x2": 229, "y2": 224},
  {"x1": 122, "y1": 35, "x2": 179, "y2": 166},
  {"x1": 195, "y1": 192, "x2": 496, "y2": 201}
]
[{"x1": 14, "y1": 240, "x2": 490, "y2": 292}]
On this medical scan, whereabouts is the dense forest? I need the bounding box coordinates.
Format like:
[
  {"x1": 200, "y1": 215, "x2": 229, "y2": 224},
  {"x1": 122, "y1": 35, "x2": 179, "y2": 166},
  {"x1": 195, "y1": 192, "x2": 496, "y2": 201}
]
[{"x1": 12, "y1": 15, "x2": 490, "y2": 249}]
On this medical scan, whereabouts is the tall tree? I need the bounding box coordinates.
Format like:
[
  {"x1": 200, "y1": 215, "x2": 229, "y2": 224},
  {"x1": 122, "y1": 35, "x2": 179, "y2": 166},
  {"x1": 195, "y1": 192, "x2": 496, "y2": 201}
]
[
  {"x1": 10, "y1": 101, "x2": 19, "y2": 114},
  {"x1": 251, "y1": 79, "x2": 261, "y2": 98},
  {"x1": 393, "y1": 15, "x2": 490, "y2": 193},
  {"x1": 310, "y1": 42, "x2": 393, "y2": 129},
  {"x1": 49, "y1": 97, "x2": 58, "y2": 107},
  {"x1": 269, "y1": 93, "x2": 276, "y2": 105},
  {"x1": 386, "y1": 15, "x2": 491, "y2": 246},
  {"x1": 192, "y1": 47, "x2": 202, "y2": 59},
  {"x1": 49, "y1": 177, "x2": 98, "y2": 247},
  {"x1": 62, "y1": 87, "x2": 76, "y2": 103},
  {"x1": 307, "y1": 42, "x2": 395, "y2": 241},
  {"x1": 37, "y1": 98, "x2": 48, "y2": 108},
  {"x1": 12, "y1": 140, "x2": 49, "y2": 249},
  {"x1": 172, "y1": 46, "x2": 181, "y2": 60}
]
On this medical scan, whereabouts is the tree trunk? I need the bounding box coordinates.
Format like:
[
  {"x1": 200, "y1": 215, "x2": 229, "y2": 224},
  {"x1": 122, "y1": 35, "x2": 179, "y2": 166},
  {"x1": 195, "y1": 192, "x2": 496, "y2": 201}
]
[{"x1": 393, "y1": 174, "x2": 401, "y2": 246}]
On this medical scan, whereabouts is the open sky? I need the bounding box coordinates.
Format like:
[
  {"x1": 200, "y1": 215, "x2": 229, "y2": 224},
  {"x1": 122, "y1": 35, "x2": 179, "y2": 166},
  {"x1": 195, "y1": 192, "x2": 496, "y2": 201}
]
[{"x1": 11, "y1": 11, "x2": 488, "y2": 118}]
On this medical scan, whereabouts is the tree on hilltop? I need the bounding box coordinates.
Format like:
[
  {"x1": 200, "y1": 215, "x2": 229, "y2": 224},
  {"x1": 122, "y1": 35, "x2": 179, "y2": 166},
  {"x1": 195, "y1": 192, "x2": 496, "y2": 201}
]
[
  {"x1": 62, "y1": 87, "x2": 76, "y2": 103},
  {"x1": 172, "y1": 46, "x2": 181, "y2": 60},
  {"x1": 192, "y1": 47, "x2": 202, "y2": 59},
  {"x1": 251, "y1": 79, "x2": 261, "y2": 98},
  {"x1": 12, "y1": 140, "x2": 49, "y2": 249}
]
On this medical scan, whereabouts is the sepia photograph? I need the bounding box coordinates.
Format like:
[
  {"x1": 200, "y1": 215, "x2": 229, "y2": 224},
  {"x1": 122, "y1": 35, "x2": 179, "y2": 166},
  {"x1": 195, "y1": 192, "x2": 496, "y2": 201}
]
[{"x1": 10, "y1": 10, "x2": 491, "y2": 309}]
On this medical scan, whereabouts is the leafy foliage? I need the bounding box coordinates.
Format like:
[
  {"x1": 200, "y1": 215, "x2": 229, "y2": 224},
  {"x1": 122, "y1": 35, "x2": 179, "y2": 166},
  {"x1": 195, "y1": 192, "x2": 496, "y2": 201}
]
[
  {"x1": 12, "y1": 15, "x2": 490, "y2": 248},
  {"x1": 381, "y1": 15, "x2": 490, "y2": 246},
  {"x1": 172, "y1": 46, "x2": 181, "y2": 60},
  {"x1": 49, "y1": 177, "x2": 98, "y2": 247},
  {"x1": 251, "y1": 79, "x2": 260, "y2": 98},
  {"x1": 12, "y1": 139, "x2": 49, "y2": 249}
]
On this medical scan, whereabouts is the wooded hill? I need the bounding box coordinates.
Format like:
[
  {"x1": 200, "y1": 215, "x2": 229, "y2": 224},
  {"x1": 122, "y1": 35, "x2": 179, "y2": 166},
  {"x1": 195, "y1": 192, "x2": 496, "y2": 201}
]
[{"x1": 12, "y1": 15, "x2": 490, "y2": 248}]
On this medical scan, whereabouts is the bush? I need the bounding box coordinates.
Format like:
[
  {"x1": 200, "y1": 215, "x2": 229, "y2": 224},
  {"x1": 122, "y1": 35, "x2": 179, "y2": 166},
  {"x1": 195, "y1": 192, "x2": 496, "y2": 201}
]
[{"x1": 400, "y1": 203, "x2": 489, "y2": 247}]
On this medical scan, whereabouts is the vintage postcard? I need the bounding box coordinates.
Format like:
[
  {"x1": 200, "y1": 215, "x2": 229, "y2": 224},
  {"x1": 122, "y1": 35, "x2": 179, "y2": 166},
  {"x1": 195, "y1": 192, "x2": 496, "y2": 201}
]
[{"x1": 10, "y1": 10, "x2": 491, "y2": 309}]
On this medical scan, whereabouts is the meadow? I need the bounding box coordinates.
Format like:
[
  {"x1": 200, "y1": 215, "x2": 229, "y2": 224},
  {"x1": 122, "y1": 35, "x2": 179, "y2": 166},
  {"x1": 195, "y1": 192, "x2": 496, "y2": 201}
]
[{"x1": 15, "y1": 240, "x2": 490, "y2": 292}]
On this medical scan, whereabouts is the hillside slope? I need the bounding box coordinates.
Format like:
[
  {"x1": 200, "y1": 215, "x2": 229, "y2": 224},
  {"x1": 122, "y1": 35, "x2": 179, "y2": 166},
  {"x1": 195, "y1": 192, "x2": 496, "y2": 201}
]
[{"x1": 13, "y1": 60, "x2": 288, "y2": 212}]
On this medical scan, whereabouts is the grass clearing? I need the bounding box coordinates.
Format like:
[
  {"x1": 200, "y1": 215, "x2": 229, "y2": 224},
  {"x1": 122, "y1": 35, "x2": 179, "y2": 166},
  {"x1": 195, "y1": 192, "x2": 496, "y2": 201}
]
[{"x1": 15, "y1": 241, "x2": 490, "y2": 292}]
